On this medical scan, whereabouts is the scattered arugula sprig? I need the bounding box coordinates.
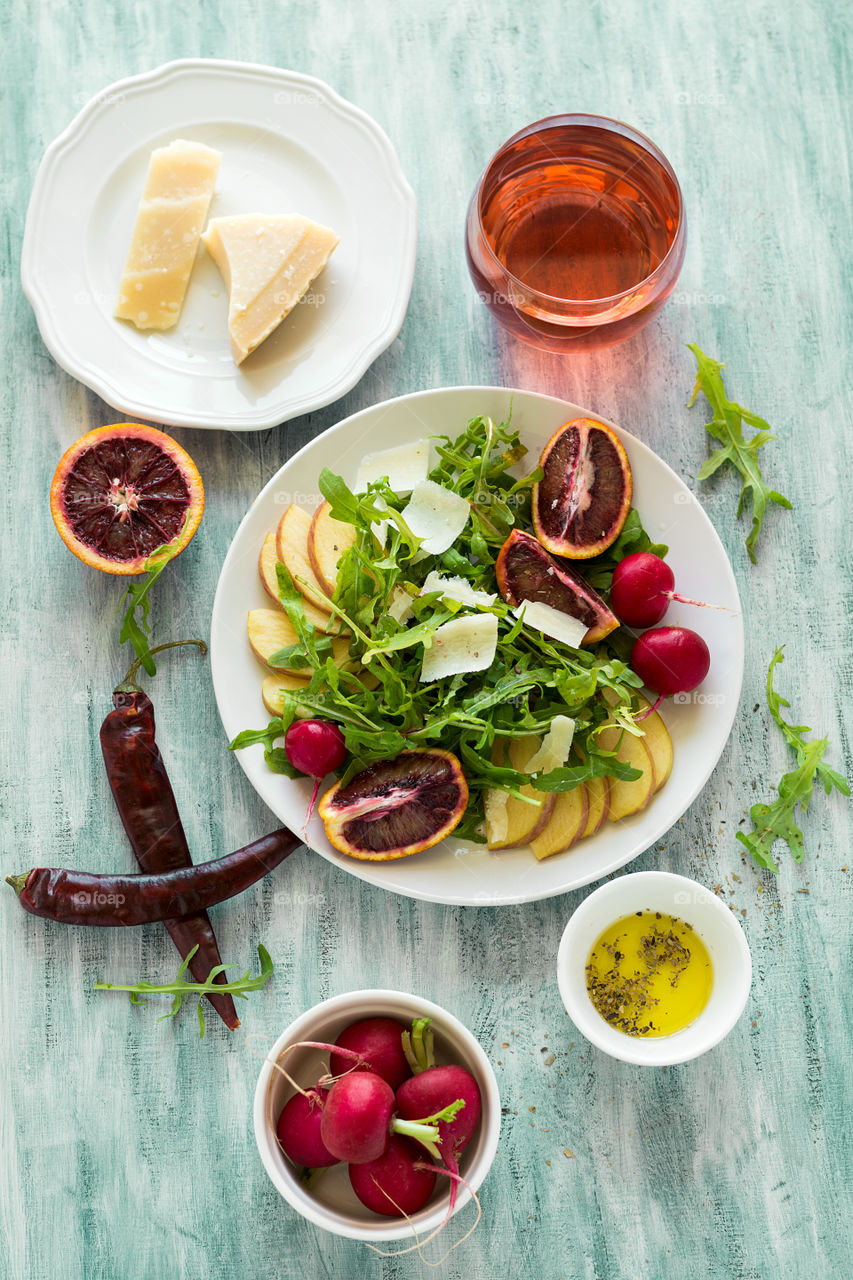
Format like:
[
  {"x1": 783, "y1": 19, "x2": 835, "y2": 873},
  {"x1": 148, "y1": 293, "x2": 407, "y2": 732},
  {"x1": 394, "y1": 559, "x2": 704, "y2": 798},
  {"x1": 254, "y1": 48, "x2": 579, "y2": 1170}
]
[
  {"x1": 688, "y1": 343, "x2": 791, "y2": 563},
  {"x1": 94, "y1": 943, "x2": 274, "y2": 1038},
  {"x1": 232, "y1": 414, "x2": 666, "y2": 841},
  {"x1": 117, "y1": 515, "x2": 191, "y2": 676},
  {"x1": 737, "y1": 648, "x2": 850, "y2": 872}
]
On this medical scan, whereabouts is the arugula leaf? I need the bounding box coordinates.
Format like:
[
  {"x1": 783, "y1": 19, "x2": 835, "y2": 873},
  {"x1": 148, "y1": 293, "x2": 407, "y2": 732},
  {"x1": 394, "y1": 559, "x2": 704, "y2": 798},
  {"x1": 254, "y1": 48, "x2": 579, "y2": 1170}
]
[
  {"x1": 737, "y1": 648, "x2": 850, "y2": 872},
  {"x1": 687, "y1": 343, "x2": 791, "y2": 563},
  {"x1": 117, "y1": 516, "x2": 191, "y2": 676},
  {"x1": 94, "y1": 944, "x2": 275, "y2": 1038}
]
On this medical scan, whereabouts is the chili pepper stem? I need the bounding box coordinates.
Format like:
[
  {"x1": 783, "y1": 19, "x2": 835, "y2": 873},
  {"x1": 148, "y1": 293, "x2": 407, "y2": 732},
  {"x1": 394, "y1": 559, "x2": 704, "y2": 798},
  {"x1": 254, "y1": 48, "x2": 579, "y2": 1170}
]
[
  {"x1": 115, "y1": 639, "x2": 207, "y2": 694},
  {"x1": 6, "y1": 874, "x2": 27, "y2": 896}
]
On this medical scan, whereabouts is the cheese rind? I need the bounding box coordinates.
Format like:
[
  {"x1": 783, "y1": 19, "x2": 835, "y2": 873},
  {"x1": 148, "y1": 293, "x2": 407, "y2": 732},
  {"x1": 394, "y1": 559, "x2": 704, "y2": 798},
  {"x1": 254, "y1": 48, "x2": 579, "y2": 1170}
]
[
  {"x1": 115, "y1": 139, "x2": 221, "y2": 330},
  {"x1": 202, "y1": 213, "x2": 339, "y2": 364}
]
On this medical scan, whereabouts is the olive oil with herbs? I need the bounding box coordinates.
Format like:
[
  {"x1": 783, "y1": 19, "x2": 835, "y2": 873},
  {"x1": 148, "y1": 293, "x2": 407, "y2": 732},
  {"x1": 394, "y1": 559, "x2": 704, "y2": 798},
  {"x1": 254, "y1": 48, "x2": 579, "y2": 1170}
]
[{"x1": 586, "y1": 911, "x2": 713, "y2": 1038}]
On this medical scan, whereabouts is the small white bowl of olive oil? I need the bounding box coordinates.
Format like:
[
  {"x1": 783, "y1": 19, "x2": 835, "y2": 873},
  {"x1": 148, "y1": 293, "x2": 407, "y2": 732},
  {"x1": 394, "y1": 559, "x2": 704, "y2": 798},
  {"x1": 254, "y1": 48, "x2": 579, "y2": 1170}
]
[{"x1": 557, "y1": 871, "x2": 752, "y2": 1066}]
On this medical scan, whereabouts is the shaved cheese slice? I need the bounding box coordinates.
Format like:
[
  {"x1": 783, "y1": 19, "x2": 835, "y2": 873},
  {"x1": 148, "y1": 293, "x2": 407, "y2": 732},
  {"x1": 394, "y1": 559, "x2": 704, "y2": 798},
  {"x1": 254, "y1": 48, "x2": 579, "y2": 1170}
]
[
  {"x1": 387, "y1": 586, "x2": 415, "y2": 624},
  {"x1": 355, "y1": 440, "x2": 433, "y2": 495},
  {"x1": 402, "y1": 480, "x2": 470, "y2": 556},
  {"x1": 514, "y1": 600, "x2": 588, "y2": 649},
  {"x1": 484, "y1": 789, "x2": 508, "y2": 845},
  {"x1": 421, "y1": 572, "x2": 497, "y2": 607},
  {"x1": 526, "y1": 715, "x2": 576, "y2": 774},
  {"x1": 419, "y1": 613, "x2": 498, "y2": 682}
]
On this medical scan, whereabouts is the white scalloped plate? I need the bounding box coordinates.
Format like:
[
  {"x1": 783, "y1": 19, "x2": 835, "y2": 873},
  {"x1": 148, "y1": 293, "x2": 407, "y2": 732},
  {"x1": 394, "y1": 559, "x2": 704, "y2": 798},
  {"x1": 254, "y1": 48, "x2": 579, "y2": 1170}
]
[
  {"x1": 21, "y1": 60, "x2": 417, "y2": 430},
  {"x1": 211, "y1": 386, "x2": 744, "y2": 906}
]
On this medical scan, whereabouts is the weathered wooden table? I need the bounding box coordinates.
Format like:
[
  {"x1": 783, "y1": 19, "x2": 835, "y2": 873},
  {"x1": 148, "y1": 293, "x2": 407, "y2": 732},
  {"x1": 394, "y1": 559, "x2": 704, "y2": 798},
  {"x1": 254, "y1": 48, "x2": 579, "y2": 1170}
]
[{"x1": 3, "y1": 2, "x2": 850, "y2": 1277}]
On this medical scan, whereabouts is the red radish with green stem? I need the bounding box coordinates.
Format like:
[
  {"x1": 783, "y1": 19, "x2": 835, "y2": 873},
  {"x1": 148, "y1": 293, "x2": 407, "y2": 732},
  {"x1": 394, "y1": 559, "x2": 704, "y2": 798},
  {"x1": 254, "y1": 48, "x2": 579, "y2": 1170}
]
[
  {"x1": 349, "y1": 1135, "x2": 437, "y2": 1217},
  {"x1": 329, "y1": 1017, "x2": 412, "y2": 1090},
  {"x1": 395, "y1": 1065, "x2": 482, "y2": 1208},
  {"x1": 319, "y1": 1069, "x2": 466, "y2": 1165},
  {"x1": 284, "y1": 719, "x2": 347, "y2": 823},
  {"x1": 276, "y1": 1090, "x2": 339, "y2": 1169},
  {"x1": 610, "y1": 552, "x2": 727, "y2": 628},
  {"x1": 631, "y1": 626, "x2": 711, "y2": 703}
]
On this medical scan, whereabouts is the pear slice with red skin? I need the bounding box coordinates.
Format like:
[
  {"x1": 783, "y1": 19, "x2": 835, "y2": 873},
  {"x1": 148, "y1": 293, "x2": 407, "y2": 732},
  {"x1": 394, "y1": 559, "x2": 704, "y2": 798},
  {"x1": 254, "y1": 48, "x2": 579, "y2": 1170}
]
[
  {"x1": 247, "y1": 609, "x2": 351, "y2": 676},
  {"x1": 258, "y1": 531, "x2": 342, "y2": 633},
  {"x1": 598, "y1": 724, "x2": 656, "y2": 821},
  {"x1": 308, "y1": 501, "x2": 358, "y2": 596},
  {"x1": 495, "y1": 530, "x2": 618, "y2": 645},
  {"x1": 533, "y1": 418, "x2": 633, "y2": 559},
  {"x1": 579, "y1": 774, "x2": 611, "y2": 838},
  {"x1": 275, "y1": 504, "x2": 332, "y2": 614},
  {"x1": 635, "y1": 694, "x2": 674, "y2": 793},
  {"x1": 485, "y1": 737, "x2": 556, "y2": 849},
  {"x1": 530, "y1": 784, "x2": 589, "y2": 860}
]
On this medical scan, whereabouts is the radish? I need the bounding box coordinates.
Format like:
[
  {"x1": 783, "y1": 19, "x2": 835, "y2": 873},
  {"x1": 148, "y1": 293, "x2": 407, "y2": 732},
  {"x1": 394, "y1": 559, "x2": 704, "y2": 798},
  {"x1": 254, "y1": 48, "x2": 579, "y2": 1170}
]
[
  {"x1": 395, "y1": 1065, "x2": 482, "y2": 1208},
  {"x1": 284, "y1": 718, "x2": 347, "y2": 822},
  {"x1": 610, "y1": 552, "x2": 723, "y2": 628},
  {"x1": 276, "y1": 1089, "x2": 339, "y2": 1168},
  {"x1": 349, "y1": 1135, "x2": 437, "y2": 1217},
  {"x1": 319, "y1": 1068, "x2": 466, "y2": 1165},
  {"x1": 329, "y1": 1017, "x2": 412, "y2": 1090},
  {"x1": 630, "y1": 626, "x2": 711, "y2": 697}
]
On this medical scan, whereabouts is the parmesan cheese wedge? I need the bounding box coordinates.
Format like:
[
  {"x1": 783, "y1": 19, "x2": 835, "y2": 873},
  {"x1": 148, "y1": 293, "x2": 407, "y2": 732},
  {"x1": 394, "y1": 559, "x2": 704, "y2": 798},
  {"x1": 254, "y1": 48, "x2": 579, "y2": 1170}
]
[
  {"x1": 419, "y1": 613, "x2": 498, "y2": 682},
  {"x1": 514, "y1": 600, "x2": 588, "y2": 649},
  {"x1": 355, "y1": 440, "x2": 434, "y2": 495},
  {"x1": 115, "y1": 139, "x2": 221, "y2": 330},
  {"x1": 420, "y1": 572, "x2": 497, "y2": 607},
  {"x1": 402, "y1": 480, "x2": 470, "y2": 557},
  {"x1": 202, "y1": 213, "x2": 339, "y2": 364}
]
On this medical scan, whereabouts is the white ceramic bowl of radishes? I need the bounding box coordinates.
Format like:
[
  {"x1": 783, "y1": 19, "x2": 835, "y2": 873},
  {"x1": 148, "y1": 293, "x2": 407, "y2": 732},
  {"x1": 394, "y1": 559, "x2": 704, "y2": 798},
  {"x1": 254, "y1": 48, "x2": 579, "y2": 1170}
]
[{"x1": 254, "y1": 989, "x2": 501, "y2": 1241}]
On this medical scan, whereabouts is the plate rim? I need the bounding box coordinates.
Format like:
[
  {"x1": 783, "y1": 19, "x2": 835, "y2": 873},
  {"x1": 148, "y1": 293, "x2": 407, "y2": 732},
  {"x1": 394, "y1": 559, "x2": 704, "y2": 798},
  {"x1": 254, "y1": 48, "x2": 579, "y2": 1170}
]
[
  {"x1": 211, "y1": 383, "x2": 745, "y2": 906},
  {"x1": 20, "y1": 58, "x2": 418, "y2": 430}
]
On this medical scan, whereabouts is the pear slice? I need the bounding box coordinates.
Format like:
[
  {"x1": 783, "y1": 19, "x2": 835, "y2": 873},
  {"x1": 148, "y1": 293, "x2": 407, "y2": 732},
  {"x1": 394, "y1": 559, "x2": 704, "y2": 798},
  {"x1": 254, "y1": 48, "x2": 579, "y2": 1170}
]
[
  {"x1": 308, "y1": 501, "x2": 358, "y2": 596},
  {"x1": 598, "y1": 723, "x2": 656, "y2": 821},
  {"x1": 258, "y1": 531, "x2": 341, "y2": 633},
  {"x1": 261, "y1": 672, "x2": 310, "y2": 717},
  {"x1": 578, "y1": 774, "x2": 611, "y2": 838},
  {"x1": 485, "y1": 737, "x2": 556, "y2": 850},
  {"x1": 275, "y1": 504, "x2": 333, "y2": 614},
  {"x1": 247, "y1": 609, "x2": 351, "y2": 675},
  {"x1": 635, "y1": 695, "x2": 674, "y2": 793},
  {"x1": 530, "y1": 784, "x2": 589, "y2": 860}
]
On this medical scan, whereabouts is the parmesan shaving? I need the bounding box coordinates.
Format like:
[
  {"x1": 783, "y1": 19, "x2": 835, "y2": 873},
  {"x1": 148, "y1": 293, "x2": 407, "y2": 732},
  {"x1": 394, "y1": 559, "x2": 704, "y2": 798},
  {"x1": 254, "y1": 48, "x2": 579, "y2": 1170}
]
[
  {"x1": 387, "y1": 586, "x2": 415, "y2": 624},
  {"x1": 484, "y1": 788, "x2": 509, "y2": 845},
  {"x1": 355, "y1": 440, "x2": 433, "y2": 495},
  {"x1": 514, "y1": 599, "x2": 588, "y2": 649},
  {"x1": 402, "y1": 480, "x2": 470, "y2": 556},
  {"x1": 526, "y1": 715, "x2": 576, "y2": 774},
  {"x1": 419, "y1": 613, "x2": 498, "y2": 682},
  {"x1": 421, "y1": 572, "x2": 497, "y2": 607}
]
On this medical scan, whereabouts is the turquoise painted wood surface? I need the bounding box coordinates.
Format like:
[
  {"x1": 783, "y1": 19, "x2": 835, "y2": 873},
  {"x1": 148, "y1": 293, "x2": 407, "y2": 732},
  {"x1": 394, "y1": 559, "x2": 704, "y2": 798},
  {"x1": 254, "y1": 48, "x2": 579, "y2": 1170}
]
[{"x1": 2, "y1": 1, "x2": 851, "y2": 1277}]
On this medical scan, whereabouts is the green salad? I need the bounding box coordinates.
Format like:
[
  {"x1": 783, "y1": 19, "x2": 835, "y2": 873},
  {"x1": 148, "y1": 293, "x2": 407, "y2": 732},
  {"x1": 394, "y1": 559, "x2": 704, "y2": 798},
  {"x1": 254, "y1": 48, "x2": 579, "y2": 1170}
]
[{"x1": 232, "y1": 413, "x2": 666, "y2": 843}]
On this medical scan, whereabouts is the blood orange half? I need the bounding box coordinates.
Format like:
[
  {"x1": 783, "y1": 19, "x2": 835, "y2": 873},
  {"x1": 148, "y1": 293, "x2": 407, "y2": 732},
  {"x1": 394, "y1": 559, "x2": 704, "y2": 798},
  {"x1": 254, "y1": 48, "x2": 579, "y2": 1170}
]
[
  {"x1": 318, "y1": 749, "x2": 468, "y2": 861},
  {"x1": 533, "y1": 418, "x2": 632, "y2": 559},
  {"x1": 50, "y1": 423, "x2": 204, "y2": 575}
]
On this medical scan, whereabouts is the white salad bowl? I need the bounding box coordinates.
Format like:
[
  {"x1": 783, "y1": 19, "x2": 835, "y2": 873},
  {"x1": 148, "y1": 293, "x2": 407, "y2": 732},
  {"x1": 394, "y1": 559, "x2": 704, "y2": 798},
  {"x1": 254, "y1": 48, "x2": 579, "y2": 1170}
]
[
  {"x1": 212, "y1": 385, "x2": 744, "y2": 906},
  {"x1": 557, "y1": 870, "x2": 752, "y2": 1066},
  {"x1": 253, "y1": 989, "x2": 501, "y2": 1241}
]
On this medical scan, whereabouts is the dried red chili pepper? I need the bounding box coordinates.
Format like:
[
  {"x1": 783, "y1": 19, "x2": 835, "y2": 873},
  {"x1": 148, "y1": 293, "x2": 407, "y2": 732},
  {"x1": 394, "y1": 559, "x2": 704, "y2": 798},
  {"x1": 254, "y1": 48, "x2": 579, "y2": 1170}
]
[
  {"x1": 7, "y1": 828, "x2": 300, "y2": 926},
  {"x1": 99, "y1": 640, "x2": 238, "y2": 1030}
]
